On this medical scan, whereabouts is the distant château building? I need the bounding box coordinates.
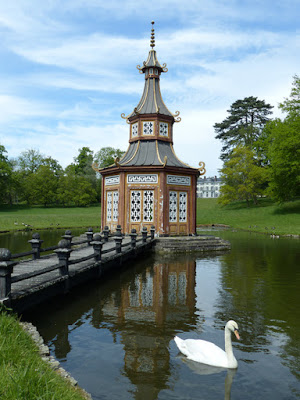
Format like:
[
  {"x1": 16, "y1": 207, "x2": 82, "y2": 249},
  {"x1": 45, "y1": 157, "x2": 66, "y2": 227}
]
[{"x1": 197, "y1": 176, "x2": 223, "y2": 198}]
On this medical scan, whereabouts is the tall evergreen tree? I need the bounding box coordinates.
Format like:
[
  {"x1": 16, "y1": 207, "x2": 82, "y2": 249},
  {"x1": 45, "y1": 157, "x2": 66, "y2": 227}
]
[{"x1": 214, "y1": 96, "x2": 273, "y2": 161}]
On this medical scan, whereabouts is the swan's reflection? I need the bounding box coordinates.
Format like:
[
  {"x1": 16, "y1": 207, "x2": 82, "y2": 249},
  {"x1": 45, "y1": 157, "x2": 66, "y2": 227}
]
[{"x1": 179, "y1": 356, "x2": 237, "y2": 400}]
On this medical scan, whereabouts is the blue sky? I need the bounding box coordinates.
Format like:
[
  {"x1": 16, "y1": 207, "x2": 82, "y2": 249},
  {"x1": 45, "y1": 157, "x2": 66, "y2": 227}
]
[{"x1": 0, "y1": 0, "x2": 299, "y2": 176}]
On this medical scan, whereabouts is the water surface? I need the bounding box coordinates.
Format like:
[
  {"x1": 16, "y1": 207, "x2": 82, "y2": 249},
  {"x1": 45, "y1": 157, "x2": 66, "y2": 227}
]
[{"x1": 23, "y1": 231, "x2": 300, "y2": 399}]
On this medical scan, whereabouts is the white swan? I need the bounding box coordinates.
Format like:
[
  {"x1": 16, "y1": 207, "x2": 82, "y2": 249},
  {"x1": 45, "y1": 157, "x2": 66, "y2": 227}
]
[{"x1": 174, "y1": 320, "x2": 240, "y2": 369}]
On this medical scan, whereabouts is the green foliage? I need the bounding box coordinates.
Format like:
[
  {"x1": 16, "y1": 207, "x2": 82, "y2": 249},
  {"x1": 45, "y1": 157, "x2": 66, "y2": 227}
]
[
  {"x1": 279, "y1": 75, "x2": 300, "y2": 115},
  {"x1": 27, "y1": 165, "x2": 60, "y2": 206},
  {"x1": 94, "y1": 147, "x2": 125, "y2": 169},
  {"x1": 262, "y1": 116, "x2": 300, "y2": 203},
  {"x1": 258, "y1": 76, "x2": 300, "y2": 203},
  {"x1": 17, "y1": 149, "x2": 44, "y2": 175},
  {"x1": 0, "y1": 144, "x2": 13, "y2": 203},
  {"x1": 218, "y1": 145, "x2": 267, "y2": 206},
  {"x1": 74, "y1": 146, "x2": 94, "y2": 176},
  {"x1": 58, "y1": 166, "x2": 97, "y2": 207},
  {"x1": 214, "y1": 96, "x2": 273, "y2": 161},
  {"x1": 0, "y1": 312, "x2": 88, "y2": 400}
]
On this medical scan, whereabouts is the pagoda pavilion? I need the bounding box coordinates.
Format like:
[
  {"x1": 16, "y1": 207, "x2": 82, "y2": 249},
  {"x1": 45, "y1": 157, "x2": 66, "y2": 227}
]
[{"x1": 96, "y1": 22, "x2": 200, "y2": 235}]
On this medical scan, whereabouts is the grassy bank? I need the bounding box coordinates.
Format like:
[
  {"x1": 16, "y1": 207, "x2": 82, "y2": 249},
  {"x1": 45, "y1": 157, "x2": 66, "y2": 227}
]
[
  {"x1": 0, "y1": 309, "x2": 88, "y2": 400},
  {"x1": 0, "y1": 199, "x2": 299, "y2": 236},
  {"x1": 197, "y1": 198, "x2": 300, "y2": 236},
  {"x1": 0, "y1": 204, "x2": 101, "y2": 232}
]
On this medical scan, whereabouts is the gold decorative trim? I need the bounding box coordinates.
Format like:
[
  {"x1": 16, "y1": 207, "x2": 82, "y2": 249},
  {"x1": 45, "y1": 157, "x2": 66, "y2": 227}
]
[
  {"x1": 156, "y1": 80, "x2": 174, "y2": 117},
  {"x1": 114, "y1": 157, "x2": 120, "y2": 167},
  {"x1": 92, "y1": 162, "x2": 100, "y2": 171},
  {"x1": 162, "y1": 156, "x2": 167, "y2": 167},
  {"x1": 153, "y1": 75, "x2": 159, "y2": 113},
  {"x1": 136, "y1": 65, "x2": 143, "y2": 74},
  {"x1": 138, "y1": 78, "x2": 149, "y2": 112},
  {"x1": 121, "y1": 113, "x2": 130, "y2": 124},
  {"x1": 198, "y1": 161, "x2": 206, "y2": 175},
  {"x1": 155, "y1": 140, "x2": 164, "y2": 165},
  {"x1": 122, "y1": 141, "x2": 140, "y2": 165},
  {"x1": 162, "y1": 63, "x2": 168, "y2": 72},
  {"x1": 173, "y1": 110, "x2": 181, "y2": 123}
]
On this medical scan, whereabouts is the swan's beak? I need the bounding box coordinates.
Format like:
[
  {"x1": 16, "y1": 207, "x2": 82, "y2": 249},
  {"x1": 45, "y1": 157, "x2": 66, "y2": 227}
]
[{"x1": 234, "y1": 329, "x2": 240, "y2": 340}]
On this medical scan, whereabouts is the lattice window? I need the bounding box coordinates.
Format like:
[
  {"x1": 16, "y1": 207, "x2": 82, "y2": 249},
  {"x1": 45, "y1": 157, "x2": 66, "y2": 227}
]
[
  {"x1": 169, "y1": 191, "x2": 177, "y2": 222},
  {"x1": 131, "y1": 191, "x2": 141, "y2": 222},
  {"x1": 107, "y1": 192, "x2": 112, "y2": 222},
  {"x1": 143, "y1": 121, "x2": 154, "y2": 135},
  {"x1": 159, "y1": 122, "x2": 168, "y2": 137},
  {"x1": 179, "y1": 192, "x2": 187, "y2": 222},
  {"x1": 113, "y1": 191, "x2": 119, "y2": 221},
  {"x1": 132, "y1": 123, "x2": 138, "y2": 137},
  {"x1": 143, "y1": 190, "x2": 154, "y2": 222}
]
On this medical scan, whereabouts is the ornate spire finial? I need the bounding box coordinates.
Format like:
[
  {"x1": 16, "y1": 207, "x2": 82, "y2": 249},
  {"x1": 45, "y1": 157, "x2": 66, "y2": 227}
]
[{"x1": 150, "y1": 21, "x2": 155, "y2": 49}]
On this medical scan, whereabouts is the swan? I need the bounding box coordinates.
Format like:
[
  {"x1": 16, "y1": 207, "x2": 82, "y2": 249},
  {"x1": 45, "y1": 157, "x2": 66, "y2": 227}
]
[{"x1": 174, "y1": 320, "x2": 240, "y2": 369}]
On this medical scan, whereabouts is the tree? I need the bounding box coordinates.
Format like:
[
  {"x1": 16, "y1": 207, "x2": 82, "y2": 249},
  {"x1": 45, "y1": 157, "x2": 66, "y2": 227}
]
[
  {"x1": 218, "y1": 145, "x2": 267, "y2": 206},
  {"x1": 214, "y1": 97, "x2": 273, "y2": 161},
  {"x1": 74, "y1": 147, "x2": 94, "y2": 176},
  {"x1": 279, "y1": 75, "x2": 300, "y2": 115},
  {"x1": 18, "y1": 149, "x2": 44, "y2": 174},
  {"x1": 94, "y1": 147, "x2": 125, "y2": 169},
  {"x1": 260, "y1": 76, "x2": 300, "y2": 202},
  {"x1": 27, "y1": 164, "x2": 59, "y2": 206},
  {"x1": 264, "y1": 117, "x2": 300, "y2": 202},
  {"x1": 0, "y1": 144, "x2": 13, "y2": 203},
  {"x1": 58, "y1": 165, "x2": 97, "y2": 207}
]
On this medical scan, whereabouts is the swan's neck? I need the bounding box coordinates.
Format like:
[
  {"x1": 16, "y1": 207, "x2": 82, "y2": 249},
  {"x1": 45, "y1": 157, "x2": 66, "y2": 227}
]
[{"x1": 224, "y1": 328, "x2": 235, "y2": 363}]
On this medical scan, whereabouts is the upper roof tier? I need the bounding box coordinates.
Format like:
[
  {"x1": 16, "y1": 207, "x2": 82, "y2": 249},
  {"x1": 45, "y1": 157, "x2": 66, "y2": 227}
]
[{"x1": 124, "y1": 23, "x2": 177, "y2": 121}]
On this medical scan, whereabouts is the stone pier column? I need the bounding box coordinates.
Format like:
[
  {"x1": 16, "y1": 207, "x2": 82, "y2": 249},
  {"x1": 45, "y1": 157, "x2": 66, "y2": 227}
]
[
  {"x1": 28, "y1": 233, "x2": 44, "y2": 259},
  {"x1": 102, "y1": 226, "x2": 110, "y2": 242},
  {"x1": 129, "y1": 229, "x2": 137, "y2": 249},
  {"x1": 54, "y1": 240, "x2": 72, "y2": 292},
  {"x1": 0, "y1": 249, "x2": 16, "y2": 301},
  {"x1": 142, "y1": 227, "x2": 148, "y2": 243},
  {"x1": 62, "y1": 230, "x2": 73, "y2": 249},
  {"x1": 91, "y1": 234, "x2": 103, "y2": 262},
  {"x1": 86, "y1": 228, "x2": 94, "y2": 246}
]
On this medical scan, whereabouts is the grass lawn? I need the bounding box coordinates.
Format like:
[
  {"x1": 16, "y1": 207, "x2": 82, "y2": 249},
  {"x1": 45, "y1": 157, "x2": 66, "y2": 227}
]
[
  {"x1": 0, "y1": 199, "x2": 299, "y2": 236},
  {"x1": 0, "y1": 309, "x2": 89, "y2": 400},
  {"x1": 0, "y1": 204, "x2": 101, "y2": 232},
  {"x1": 197, "y1": 198, "x2": 300, "y2": 236}
]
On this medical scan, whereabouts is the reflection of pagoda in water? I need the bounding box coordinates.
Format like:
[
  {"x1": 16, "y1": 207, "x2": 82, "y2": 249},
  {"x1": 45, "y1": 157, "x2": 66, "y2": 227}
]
[
  {"x1": 99, "y1": 257, "x2": 197, "y2": 399},
  {"x1": 30, "y1": 255, "x2": 198, "y2": 400}
]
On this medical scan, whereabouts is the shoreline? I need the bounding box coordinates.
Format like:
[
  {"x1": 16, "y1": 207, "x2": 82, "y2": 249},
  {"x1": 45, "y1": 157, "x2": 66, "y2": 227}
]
[{"x1": 1, "y1": 223, "x2": 299, "y2": 239}]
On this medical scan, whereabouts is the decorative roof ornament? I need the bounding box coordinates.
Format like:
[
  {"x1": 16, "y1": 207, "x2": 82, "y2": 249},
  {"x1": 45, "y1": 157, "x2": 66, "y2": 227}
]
[{"x1": 150, "y1": 21, "x2": 155, "y2": 49}]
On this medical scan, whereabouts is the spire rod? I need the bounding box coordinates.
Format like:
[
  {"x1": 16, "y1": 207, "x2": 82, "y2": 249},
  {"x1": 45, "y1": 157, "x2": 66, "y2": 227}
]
[{"x1": 150, "y1": 20, "x2": 155, "y2": 49}]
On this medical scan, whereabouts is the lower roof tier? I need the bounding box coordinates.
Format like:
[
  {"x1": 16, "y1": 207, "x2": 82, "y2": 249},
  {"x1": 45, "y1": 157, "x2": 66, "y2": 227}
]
[{"x1": 118, "y1": 140, "x2": 193, "y2": 168}]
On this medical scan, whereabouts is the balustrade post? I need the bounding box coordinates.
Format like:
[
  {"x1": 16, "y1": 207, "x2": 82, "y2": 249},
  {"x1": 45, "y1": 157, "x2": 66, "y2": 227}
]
[
  {"x1": 114, "y1": 235, "x2": 123, "y2": 254},
  {"x1": 28, "y1": 233, "x2": 44, "y2": 259},
  {"x1": 54, "y1": 240, "x2": 72, "y2": 291},
  {"x1": 91, "y1": 234, "x2": 103, "y2": 262},
  {"x1": 102, "y1": 226, "x2": 110, "y2": 242},
  {"x1": 86, "y1": 228, "x2": 94, "y2": 246},
  {"x1": 116, "y1": 225, "x2": 122, "y2": 237},
  {"x1": 142, "y1": 226, "x2": 148, "y2": 243},
  {"x1": 0, "y1": 249, "x2": 17, "y2": 301},
  {"x1": 62, "y1": 230, "x2": 73, "y2": 249},
  {"x1": 150, "y1": 226, "x2": 155, "y2": 240},
  {"x1": 129, "y1": 229, "x2": 137, "y2": 249}
]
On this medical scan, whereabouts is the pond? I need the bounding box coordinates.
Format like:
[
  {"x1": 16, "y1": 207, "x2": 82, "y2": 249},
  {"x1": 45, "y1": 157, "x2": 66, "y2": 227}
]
[
  {"x1": 0, "y1": 228, "x2": 88, "y2": 256},
  {"x1": 21, "y1": 230, "x2": 299, "y2": 399}
]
